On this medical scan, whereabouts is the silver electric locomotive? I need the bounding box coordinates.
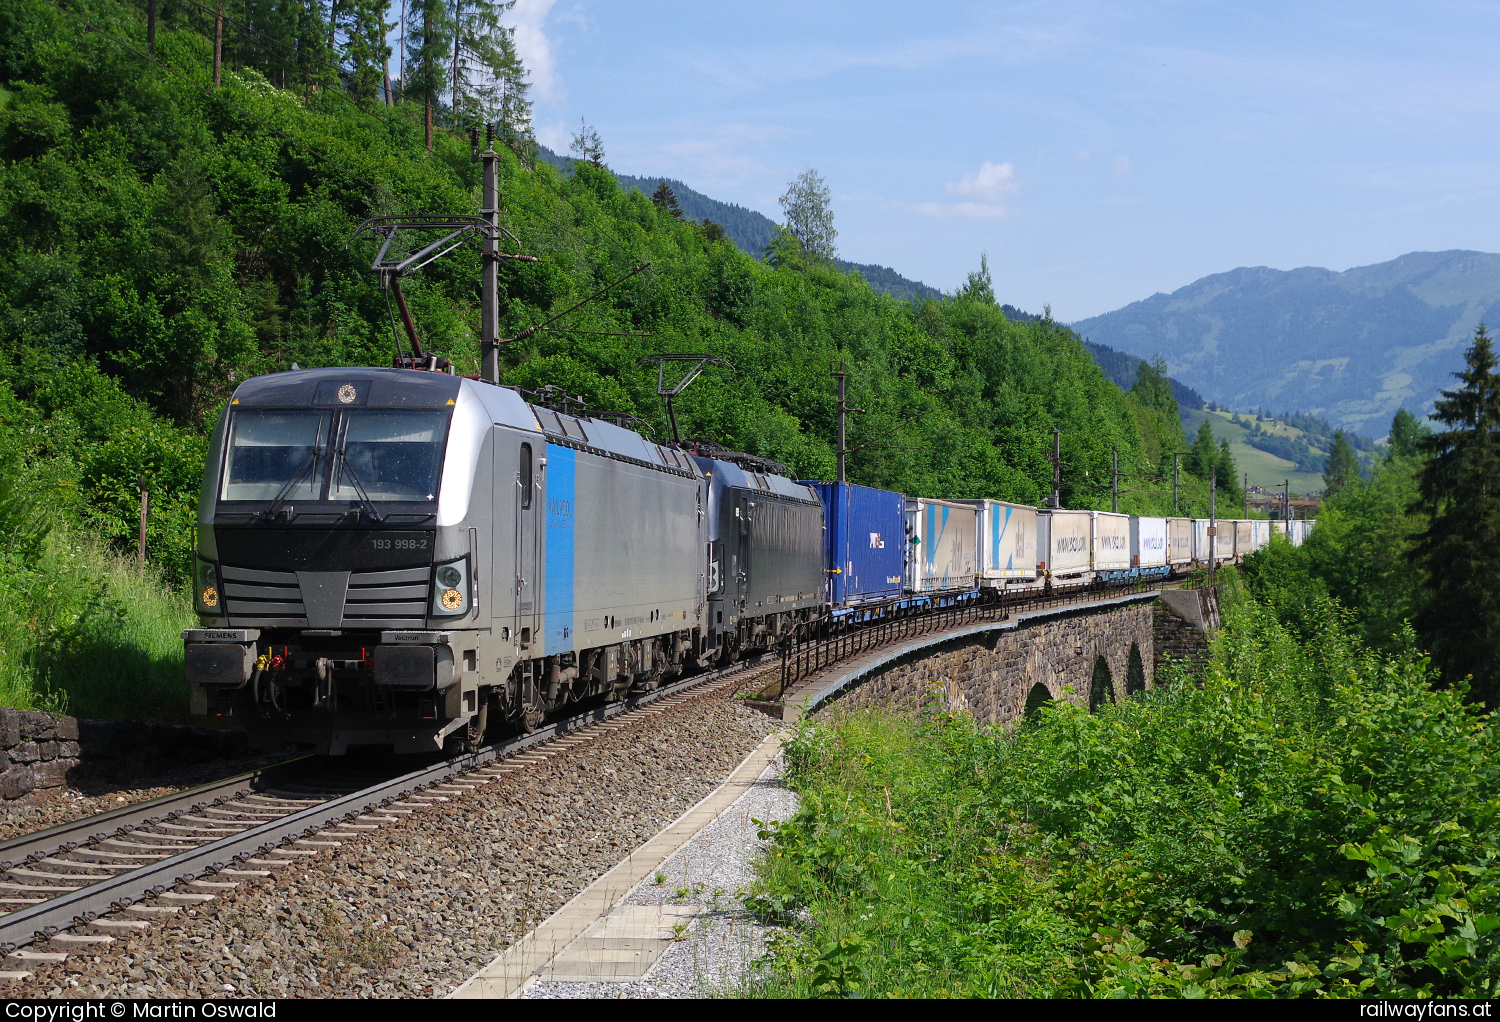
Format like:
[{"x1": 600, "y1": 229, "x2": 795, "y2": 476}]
[{"x1": 185, "y1": 366, "x2": 824, "y2": 755}]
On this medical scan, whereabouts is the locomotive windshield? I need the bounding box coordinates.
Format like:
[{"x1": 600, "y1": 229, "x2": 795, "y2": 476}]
[{"x1": 221, "y1": 409, "x2": 450, "y2": 503}]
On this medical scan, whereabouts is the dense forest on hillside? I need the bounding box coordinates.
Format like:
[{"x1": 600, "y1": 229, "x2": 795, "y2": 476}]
[{"x1": 0, "y1": 0, "x2": 1239, "y2": 715}]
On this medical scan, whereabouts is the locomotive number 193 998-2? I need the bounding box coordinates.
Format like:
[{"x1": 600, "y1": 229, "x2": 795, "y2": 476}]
[{"x1": 369, "y1": 537, "x2": 429, "y2": 550}]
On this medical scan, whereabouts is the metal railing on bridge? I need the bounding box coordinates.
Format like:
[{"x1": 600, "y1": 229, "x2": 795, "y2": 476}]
[{"x1": 775, "y1": 577, "x2": 1168, "y2": 700}]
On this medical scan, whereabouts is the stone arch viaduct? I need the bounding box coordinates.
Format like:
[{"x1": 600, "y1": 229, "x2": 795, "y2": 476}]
[{"x1": 776, "y1": 589, "x2": 1220, "y2": 725}]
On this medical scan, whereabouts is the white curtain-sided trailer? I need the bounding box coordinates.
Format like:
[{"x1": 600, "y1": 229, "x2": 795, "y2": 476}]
[
  {"x1": 1166, "y1": 518, "x2": 1194, "y2": 566},
  {"x1": 1131, "y1": 517, "x2": 1170, "y2": 574},
  {"x1": 905, "y1": 498, "x2": 979, "y2": 592},
  {"x1": 1038, "y1": 509, "x2": 1091, "y2": 579},
  {"x1": 1251, "y1": 520, "x2": 1271, "y2": 552},
  {"x1": 958, "y1": 499, "x2": 1038, "y2": 588},
  {"x1": 1193, "y1": 519, "x2": 1234, "y2": 565},
  {"x1": 1234, "y1": 520, "x2": 1253, "y2": 559},
  {"x1": 1091, "y1": 512, "x2": 1131, "y2": 573}
]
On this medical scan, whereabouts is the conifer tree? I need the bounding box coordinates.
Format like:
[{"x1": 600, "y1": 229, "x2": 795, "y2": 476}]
[
  {"x1": 1187, "y1": 419, "x2": 1217, "y2": 478},
  {"x1": 1130, "y1": 355, "x2": 1177, "y2": 417},
  {"x1": 340, "y1": 0, "x2": 391, "y2": 107},
  {"x1": 1412, "y1": 324, "x2": 1500, "y2": 704},
  {"x1": 406, "y1": 0, "x2": 452, "y2": 148},
  {"x1": 1323, "y1": 429, "x2": 1361, "y2": 497},
  {"x1": 447, "y1": 0, "x2": 529, "y2": 135},
  {"x1": 651, "y1": 181, "x2": 683, "y2": 219},
  {"x1": 1388, "y1": 408, "x2": 1430, "y2": 459},
  {"x1": 1216, "y1": 438, "x2": 1241, "y2": 504}
]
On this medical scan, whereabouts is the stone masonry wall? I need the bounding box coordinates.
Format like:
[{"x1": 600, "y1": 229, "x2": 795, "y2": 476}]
[
  {"x1": 0, "y1": 711, "x2": 250, "y2": 803},
  {"x1": 822, "y1": 601, "x2": 1157, "y2": 726}
]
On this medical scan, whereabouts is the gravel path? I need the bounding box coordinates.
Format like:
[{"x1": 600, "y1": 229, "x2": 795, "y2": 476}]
[
  {"x1": 0, "y1": 753, "x2": 290, "y2": 844},
  {"x1": 520, "y1": 756, "x2": 799, "y2": 999},
  {"x1": 13, "y1": 692, "x2": 782, "y2": 999}
]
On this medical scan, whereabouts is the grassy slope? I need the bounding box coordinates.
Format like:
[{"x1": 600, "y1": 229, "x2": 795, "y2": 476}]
[{"x1": 1182, "y1": 408, "x2": 1326, "y2": 494}]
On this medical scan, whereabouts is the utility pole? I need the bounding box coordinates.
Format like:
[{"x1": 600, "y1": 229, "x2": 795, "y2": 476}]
[
  {"x1": 1111, "y1": 447, "x2": 1119, "y2": 514},
  {"x1": 1283, "y1": 478, "x2": 1290, "y2": 525},
  {"x1": 833, "y1": 361, "x2": 848, "y2": 484},
  {"x1": 137, "y1": 477, "x2": 149, "y2": 567},
  {"x1": 147, "y1": 0, "x2": 157, "y2": 55},
  {"x1": 1049, "y1": 427, "x2": 1062, "y2": 509},
  {"x1": 1172, "y1": 452, "x2": 1180, "y2": 515},
  {"x1": 480, "y1": 124, "x2": 501, "y2": 384},
  {"x1": 1208, "y1": 466, "x2": 1217, "y2": 587},
  {"x1": 213, "y1": 0, "x2": 225, "y2": 86}
]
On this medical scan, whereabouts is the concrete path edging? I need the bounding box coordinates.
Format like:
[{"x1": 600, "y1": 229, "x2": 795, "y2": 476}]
[{"x1": 447, "y1": 729, "x2": 787, "y2": 999}]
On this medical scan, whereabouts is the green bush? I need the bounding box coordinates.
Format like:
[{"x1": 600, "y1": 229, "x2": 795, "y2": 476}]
[{"x1": 749, "y1": 592, "x2": 1500, "y2": 997}]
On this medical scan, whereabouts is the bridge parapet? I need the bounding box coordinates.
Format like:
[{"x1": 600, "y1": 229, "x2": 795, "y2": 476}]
[{"x1": 772, "y1": 588, "x2": 1219, "y2": 727}]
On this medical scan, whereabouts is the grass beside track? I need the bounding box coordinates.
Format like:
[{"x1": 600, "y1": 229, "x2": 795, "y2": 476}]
[
  {"x1": 743, "y1": 575, "x2": 1500, "y2": 998},
  {"x1": 0, "y1": 525, "x2": 193, "y2": 721}
]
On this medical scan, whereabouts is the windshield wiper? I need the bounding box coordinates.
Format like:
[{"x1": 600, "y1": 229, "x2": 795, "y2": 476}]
[
  {"x1": 262, "y1": 419, "x2": 327, "y2": 523},
  {"x1": 332, "y1": 422, "x2": 384, "y2": 524}
]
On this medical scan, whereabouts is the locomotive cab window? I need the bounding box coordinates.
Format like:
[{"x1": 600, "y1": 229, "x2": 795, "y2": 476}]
[
  {"x1": 519, "y1": 444, "x2": 533, "y2": 509},
  {"x1": 221, "y1": 408, "x2": 449, "y2": 503},
  {"x1": 221, "y1": 410, "x2": 332, "y2": 501},
  {"x1": 329, "y1": 411, "x2": 448, "y2": 502}
]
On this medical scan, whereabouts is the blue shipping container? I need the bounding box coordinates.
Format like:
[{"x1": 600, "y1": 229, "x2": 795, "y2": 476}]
[{"x1": 804, "y1": 481, "x2": 907, "y2": 607}]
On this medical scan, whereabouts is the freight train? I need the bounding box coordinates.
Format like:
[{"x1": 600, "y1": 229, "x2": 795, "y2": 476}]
[{"x1": 183, "y1": 366, "x2": 1313, "y2": 754}]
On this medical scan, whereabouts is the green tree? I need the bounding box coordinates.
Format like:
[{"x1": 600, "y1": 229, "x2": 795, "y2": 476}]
[
  {"x1": 1411, "y1": 324, "x2": 1500, "y2": 704},
  {"x1": 650, "y1": 181, "x2": 683, "y2": 220},
  {"x1": 405, "y1": 0, "x2": 453, "y2": 147},
  {"x1": 569, "y1": 117, "x2": 604, "y2": 166},
  {"x1": 1187, "y1": 419, "x2": 1217, "y2": 479},
  {"x1": 1323, "y1": 429, "x2": 1361, "y2": 497},
  {"x1": 957, "y1": 253, "x2": 995, "y2": 304},
  {"x1": 1388, "y1": 407, "x2": 1430, "y2": 459},
  {"x1": 1216, "y1": 438, "x2": 1240, "y2": 506},
  {"x1": 778, "y1": 169, "x2": 836, "y2": 264},
  {"x1": 1131, "y1": 355, "x2": 1177, "y2": 417},
  {"x1": 339, "y1": 0, "x2": 391, "y2": 106},
  {"x1": 449, "y1": 0, "x2": 528, "y2": 134}
]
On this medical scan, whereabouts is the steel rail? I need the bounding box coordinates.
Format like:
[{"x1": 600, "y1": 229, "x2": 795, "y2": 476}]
[
  {"x1": 0, "y1": 757, "x2": 310, "y2": 868},
  {"x1": 0, "y1": 657, "x2": 764, "y2": 951}
]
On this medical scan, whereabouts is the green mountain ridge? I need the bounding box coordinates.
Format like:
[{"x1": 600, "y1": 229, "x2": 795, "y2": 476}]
[
  {"x1": 1070, "y1": 250, "x2": 1500, "y2": 436},
  {"x1": 537, "y1": 146, "x2": 944, "y2": 303}
]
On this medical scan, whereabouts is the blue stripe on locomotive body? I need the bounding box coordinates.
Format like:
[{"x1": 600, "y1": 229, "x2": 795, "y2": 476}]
[
  {"x1": 543, "y1": 444, "x2": 576, "y2": 655},
  {"x1": 804, "y1": 481, "x2": 906, "y2": 608}
]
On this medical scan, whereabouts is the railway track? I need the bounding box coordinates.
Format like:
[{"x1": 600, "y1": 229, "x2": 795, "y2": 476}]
[
  {"x1": 0, "y1": 580, "x2": 1173, "y2": 980},
  {"x1": 0, "y1": 655, "x2": 780, "y2": 978}
]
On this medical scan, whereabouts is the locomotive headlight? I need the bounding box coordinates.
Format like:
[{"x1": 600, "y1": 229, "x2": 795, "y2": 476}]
[
  {"x1": 431, "y1": 557, "x2": 471, "y2": 616},
  {"x1": 195, "y1": 557, "x2": 222, "y2": 615}
]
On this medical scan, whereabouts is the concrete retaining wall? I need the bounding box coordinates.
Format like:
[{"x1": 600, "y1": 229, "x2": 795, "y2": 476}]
[{"x1": 0, "y1": 711, "x2": 249, "y2": 803}]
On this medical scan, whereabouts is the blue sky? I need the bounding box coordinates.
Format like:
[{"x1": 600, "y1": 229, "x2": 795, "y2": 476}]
[{"x1": 468, "y1": 0, "x2": 1500, "y2": 319}]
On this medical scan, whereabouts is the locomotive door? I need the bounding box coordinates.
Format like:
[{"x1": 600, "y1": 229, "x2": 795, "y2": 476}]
[
  {"x1": 737, "y1": 495, "x2": 751, "y2": 606},
  {"x1": 514, "y1": 442, "x2": 538, "y2": 650}
]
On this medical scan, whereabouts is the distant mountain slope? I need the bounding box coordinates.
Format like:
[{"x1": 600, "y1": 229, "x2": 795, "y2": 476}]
[
  {"x1": 537, "y1": 146, "x2": 941, "y2": 303},
  {"x1": 1070, "y1": 250, "x2": 1500, "y2": 436}
]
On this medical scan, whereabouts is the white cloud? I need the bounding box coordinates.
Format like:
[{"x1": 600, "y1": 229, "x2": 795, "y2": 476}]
[
  {"x1": 1112, "y1": 155, "x2": 1132, "y2": 177},
  {"x1": 945, "y1": 161, "x2": 1019, "y2": 203},
  {"x1": 534, "y1": 120, "x2": 572, "y2": 154},
  {"x1": 508, "y1": 0, "x2": 562, "y2": 102},
  {"x1": 915, "y1": 161, "x2": 1019, "y2": 219},
  {"x1": 606, "y1": 124, "x2": 792, "y2": 191}
]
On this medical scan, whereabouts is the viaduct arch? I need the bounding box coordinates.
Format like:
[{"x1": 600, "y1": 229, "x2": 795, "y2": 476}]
[{"x1": 787, "y1": 589, "x2": 1217, "y2": 727}]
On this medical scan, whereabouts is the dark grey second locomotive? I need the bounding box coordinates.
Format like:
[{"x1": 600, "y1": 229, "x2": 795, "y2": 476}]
[{"x1": 185, "y1": 367, "x2": 824, "y2": 754}]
